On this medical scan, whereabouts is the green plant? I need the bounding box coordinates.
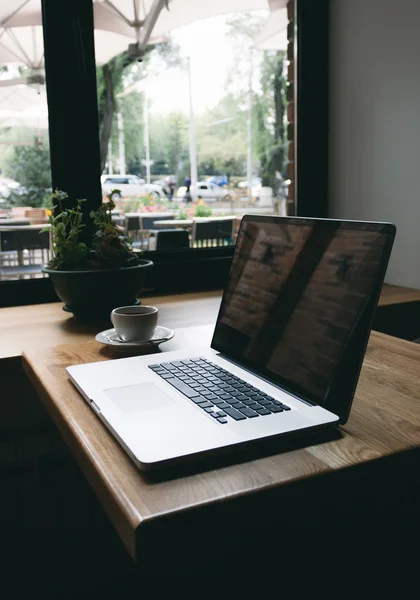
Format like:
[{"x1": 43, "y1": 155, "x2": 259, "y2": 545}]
[
  {"x1": 45, "y1": 189, "x2": 140, "y2": 271},
  {"x1": 6, "y1": 141, "x2": 52, "y2": 207},
  {"x1": 176, "y1": 209, "x2": 188, "y2": 220},
  {"x1": 194, "y1": 203, "x2": 212, "y2": 217}
]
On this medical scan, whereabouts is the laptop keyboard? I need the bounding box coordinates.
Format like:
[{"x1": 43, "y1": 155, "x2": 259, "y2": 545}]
[{"x1": 148, "y1": 357, "x2": 290, "y2": 424}]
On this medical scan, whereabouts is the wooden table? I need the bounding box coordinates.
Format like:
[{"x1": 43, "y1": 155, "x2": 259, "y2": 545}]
[
  {"x1": 0, "y1": 218, "x2": 31, "y2": 226},
  {"x1": 17, "y1": 287, "x2": 420, "y2": 570},
  {"x1": 152, "y1": 215, "x2": 237, "y2": 228},
  {"x1": 0, "y1": 223, "x2": 50, "y2": 267}
]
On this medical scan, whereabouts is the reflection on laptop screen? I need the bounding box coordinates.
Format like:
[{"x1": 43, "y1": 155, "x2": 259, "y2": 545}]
[{"x1": 211, "y1": 217, "x2": 392, "y2": 407}]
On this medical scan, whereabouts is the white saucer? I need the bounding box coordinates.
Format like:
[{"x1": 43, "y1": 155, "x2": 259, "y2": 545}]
[{"x1": 96, "y1": 326, "x2": 174, "y2": 351}]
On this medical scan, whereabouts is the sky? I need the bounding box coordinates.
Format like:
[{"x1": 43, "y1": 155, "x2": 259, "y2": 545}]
[{"x1": 140, "y1": 12, "x2": 268, "y2": 115}]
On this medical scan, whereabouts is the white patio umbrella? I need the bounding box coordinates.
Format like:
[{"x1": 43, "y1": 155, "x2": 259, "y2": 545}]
[
  {"x1": 0, "y1": 82, "x2": 46, "y2": 110},
  {"x1": 0, "y1": 0, "x2": 166, "y2": 74},
  {"x1": 0, "y1": 1, "x2": 271, "y2": 69},
  {"x1": 253, "y1": 0, "x2": 288, "y2": 51},
  {"x1": 93, "y1": 0, "x2": 271, "y2": 46},
  {"x1": 0, "y1": 103, "x2": 48, "y2": 129}
]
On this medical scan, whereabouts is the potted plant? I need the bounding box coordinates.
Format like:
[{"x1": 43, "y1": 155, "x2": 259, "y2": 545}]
[{"x1": 42, "y1": 190, "x2": 153, "y2": 320}]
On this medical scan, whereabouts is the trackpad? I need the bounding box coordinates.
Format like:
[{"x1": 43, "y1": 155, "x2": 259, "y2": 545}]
[{"x1": 104, "y1": 383, "x2": 175, "y2": 414}]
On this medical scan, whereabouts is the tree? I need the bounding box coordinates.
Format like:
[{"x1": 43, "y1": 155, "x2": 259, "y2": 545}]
[
  {"x1": 226, "y1": 14, "x2": 288, "y2": 193},
  {"x1": 6, "y1": 140, "x2": 51, "y2": 207},
  {"x1": 97, "y1": 53, "x2": 135, "y2": 173},
  {"x1": 96, "y1": 40, "x2": 182, "y2": 173},
  {"x1": 256, "y1": 51, "x2": 288, "y2": 192}
]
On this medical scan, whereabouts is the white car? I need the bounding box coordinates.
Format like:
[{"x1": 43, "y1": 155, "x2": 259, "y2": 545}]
[
  {"x1": 176, "y1": 181, "x2": 232, "y2": 202},
  {"x1": 101, "y1": 175, "x2": 164, "y2": 198},
  {"x1": 0, "y1": 177, "x2": 20, "y2": 199}
]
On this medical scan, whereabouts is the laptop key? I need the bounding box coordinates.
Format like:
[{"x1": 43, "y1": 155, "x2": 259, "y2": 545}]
[
  {"x1": 160, "y1": 373, "x2": 174, "y2": 380},
  {"x1": 166, "y1": 378, "x2": 200, "y2": 398},
  {"x1": 229, "y1": 402, "x2": 247, "y2": 410},
  {"x1": 216, "y1": 402, "x2": 231, "y2": 410},
  {"x1": 202, "y1": 393, "x2": 219, "y2": 400},
  {"x1": 223, "y1": 407, "x2": 246, "y2": 421},
  {"x1": 219, "y1": 393, "x2": 235, "y2": 401},
  {"x1": 242, "y1": 399, "x2": 257, "y2": 406},
  {"x1": 212, "y1": 398, "x2": 227, "y2": 406},
  {"x1": 191, "y1": 395, "x2": 210, "y2": 404},
  {"x1": 238, "y1": 407, "x2": 259, "y2": 418},
  {"x1": 280, "y1": 404, "x2": 291, "y2": 411},
  {"x1": 210, "y1": 387, "x2": 224, "y2": 395},
  {"x1": 217, "y1": 418, "x2": 228, "y2": 424},
  {"x1": 160, "y1": 363, "x2": 179, "y2": 371},
  {"x1": 246, "y1": 403, "x2": 261, "y2": 410},
  {"x1": 197, "y1": 401, "x2": 215, "y2": 409},
  {"x1": 256, "y1": 408, "x2": 271, "y2": 416},
  {"x1": 266, "y1": 404, "x2": 283, "y2": 413},
  {"x1": 250, "y1": 394, "x2": 265, "y2": 402},
  {"x1": 204, "y1": 407, "x2": 215, "y2": 413}
]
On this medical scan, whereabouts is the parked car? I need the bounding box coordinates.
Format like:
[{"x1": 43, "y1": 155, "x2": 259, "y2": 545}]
[
  {"x1": 176, "y1": 181, "x2": 233, "y2": 202},
  {"x1": 205, "y1": 175, "x2": 229, "y2": 187},
  {"x1": 0, "y1": 177, "x2": 20, "y2": 199},
  {"x1": 101, "y1": 175, "x2": 164, "y2": 198}
]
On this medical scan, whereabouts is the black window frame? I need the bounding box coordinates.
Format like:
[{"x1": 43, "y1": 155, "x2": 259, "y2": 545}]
[{"x1": 0, "y1": 0, "x2": 329, "y2": 308}]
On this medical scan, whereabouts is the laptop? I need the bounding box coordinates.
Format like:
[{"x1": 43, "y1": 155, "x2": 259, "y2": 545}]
[{"x1": 67, "y1": 215, "x2": 396, "y2": 471}]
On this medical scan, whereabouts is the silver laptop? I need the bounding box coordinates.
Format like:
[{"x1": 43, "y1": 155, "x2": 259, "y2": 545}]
[{"x1": 67, "y1": 216, "x2": 395, "y2": 471}]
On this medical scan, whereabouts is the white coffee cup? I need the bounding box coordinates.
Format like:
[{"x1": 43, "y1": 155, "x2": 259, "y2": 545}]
[{"x1": 110, "y1": 305, "x2": 158, "y2": 342}]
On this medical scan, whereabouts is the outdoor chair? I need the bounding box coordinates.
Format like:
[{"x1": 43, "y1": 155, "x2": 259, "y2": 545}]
[
  {"x1": 191, "y1": 218, "x2": 236, "y2": 247},
  {"x1": 149, "y1": 228, "x2": 190, "y2": 251},
  {"x1": 134, "y1": 214, "x2": 177, "y2": 250},
  {"x1": 125, "y1": 215, "x2": 142, "y2": 243},
  {"x1": 15, "y1": 228, "x2": 51, "y2": 264}
]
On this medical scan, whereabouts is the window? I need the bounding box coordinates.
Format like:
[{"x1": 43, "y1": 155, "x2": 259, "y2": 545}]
[
  {"x1": 0, "y1": 0, "x2": 330, "y2": 306},
  {"x1": 94, "y1": 3, "x2": 296, "y2": 257},
  {"x1": 0, "y1": 0, "x2": 52, "y2": 285},
  {"x1": 106, "y1": 177, "x2": 129, "y2": 185}
]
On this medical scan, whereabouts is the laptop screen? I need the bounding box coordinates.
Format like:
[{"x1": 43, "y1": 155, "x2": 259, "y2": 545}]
[{"x1": 211, "y1": 216, "x2": 395, "y2": 416}]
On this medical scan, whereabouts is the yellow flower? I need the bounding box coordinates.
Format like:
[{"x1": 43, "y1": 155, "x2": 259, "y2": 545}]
[{"x1": 46, "y1": 209, "x2": 53, "y2": 217}]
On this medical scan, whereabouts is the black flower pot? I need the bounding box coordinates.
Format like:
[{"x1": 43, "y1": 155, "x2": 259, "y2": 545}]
[{"x1": 43, "y1": 260, "x2": 154, "y2": 322}]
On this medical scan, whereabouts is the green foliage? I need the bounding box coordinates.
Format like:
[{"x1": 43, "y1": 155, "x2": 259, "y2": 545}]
[
  {"x1": 98, "y1": 39, "x2": 182, "y2": 173},
  {"x1": 46, "y1": 190, "x2": 140, "y2": 271},
  {"x1": 194, "y1": 203, "x2": 212, "y2": 217},
  {"x1": 6, "y1": 141, "x2": 51, "y2": 207},
  {"x1": 176, "y1": 209, "x2": 188, "y2": 220}
]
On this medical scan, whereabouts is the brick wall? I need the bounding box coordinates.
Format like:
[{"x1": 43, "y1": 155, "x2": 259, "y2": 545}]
[
  {"x1": 220, "y1": 221, "x2": 388, "y2": 398},
  {"x1": 286, "y1": 0, "x2": 295, "y2": 214}
]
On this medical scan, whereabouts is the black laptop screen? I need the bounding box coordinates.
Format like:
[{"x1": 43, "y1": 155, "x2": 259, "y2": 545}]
[{"x1": 211, "y1": 216, "x2": 395, "y2": 412}]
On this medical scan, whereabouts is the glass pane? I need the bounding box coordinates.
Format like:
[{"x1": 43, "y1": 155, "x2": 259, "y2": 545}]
[
  {"x1": 0, "y1": 0, "x2": 51, "y2": 281},
  {"x1": 95, "y1": 3, "x2": 290, "y2": 252}
]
